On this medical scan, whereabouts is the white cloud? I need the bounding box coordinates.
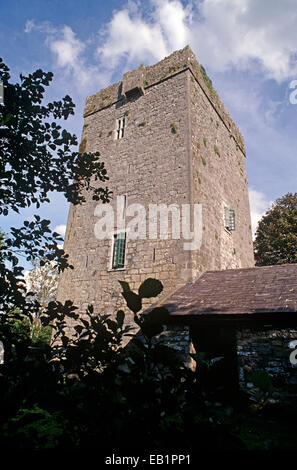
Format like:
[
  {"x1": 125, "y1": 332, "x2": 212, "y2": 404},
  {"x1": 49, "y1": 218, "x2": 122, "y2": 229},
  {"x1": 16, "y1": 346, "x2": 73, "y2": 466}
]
[
  {"x1": 25, "y1": 0, "x2": 297, "y2": 89},
  {"x1": 153, "y1": 0, "x2": 191, "y2": 51},
  {"x1": 25, "y1": 21, "x2": 104, "y2": 89},
  {"x1": 192, "y1": 0, "x2": 297, "y2": 82},
  {"x1": 24, "y1": 19, "x2": 56, "y2": 35},
  {"x1": 24, "y1": 19, "x2": 35, "y2": 33},
  {"x1": 97, "y1": 1, "x2": 191, "y2": 71},
  {"x1": 54, "y1": 224, "x2": 66, "y2": 236},
  {"x1": 96, "y1": 0, "x2": 297, "y2": 82},
  {"x1": 248, "y1": 188, "x2": 272, "y2": 238},
  {"x1": 49, "y1": 26, "x2": 85, "y2": 68},
  {"x1": 47, "y1": 26, "x2": 98, "y2": 87}
]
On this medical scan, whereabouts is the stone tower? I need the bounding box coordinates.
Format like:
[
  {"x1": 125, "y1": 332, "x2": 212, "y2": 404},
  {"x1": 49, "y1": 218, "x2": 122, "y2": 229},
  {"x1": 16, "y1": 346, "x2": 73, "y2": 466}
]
[{"x1": 57, "y1": 46, "x2": 254, "y2": 320}]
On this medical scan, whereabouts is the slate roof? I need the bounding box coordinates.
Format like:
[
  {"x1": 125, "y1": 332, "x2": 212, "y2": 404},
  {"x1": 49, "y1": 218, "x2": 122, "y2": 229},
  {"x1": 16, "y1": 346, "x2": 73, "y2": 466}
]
[{"x1": 164, "y1": 264, "x2": 297, "y2": 319}]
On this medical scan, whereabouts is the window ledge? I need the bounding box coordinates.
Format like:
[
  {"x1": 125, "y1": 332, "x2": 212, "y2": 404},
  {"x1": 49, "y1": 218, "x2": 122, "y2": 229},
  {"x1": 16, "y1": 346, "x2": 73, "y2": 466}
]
[
  {"x1": 224, "y1": 227, "x2": 232, "y2": 236},
  {"x1": 108, "y1": 267, "x2": 126, "y2": 272}
]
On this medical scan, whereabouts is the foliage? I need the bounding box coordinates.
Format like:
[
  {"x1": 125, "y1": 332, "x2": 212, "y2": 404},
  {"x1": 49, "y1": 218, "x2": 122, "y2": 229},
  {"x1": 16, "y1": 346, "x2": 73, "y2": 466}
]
[
  {"x1": 200, "y1": 65, "x2": 216, "y2": 98},
  {"x1": 0, "y1": 58, "x2": 111, "y2": 347},
  {"x1": 247, "y1": 370, "x2": 275, "y2": 410},
  {"x1": 0, "y1": 273, "x2": 249, "y2": 450},
  {"x1": 0, "y1": 58, "x2": 111, "y2": 215},
  {"x1": 0, "y1": 59, "x2": 293, "y2": 452},
  {"x1": 0, "y1": 270, "x2": 294, "y2": 451},
  {"x1": 1, "y1": 216, "x2": 69, "y2": 316},
  {"x1": 170, "y1": 123, "x2": 178, "y2": 134},
  {"x1": 25, "y1": 259, "x2": 59, "y2": 311},
  {"x1": 213, "y1": 144, "x2": 220, "y2": 157},
  {"x1": 254, "y1": 192, "x2": 297, "y2": 265},
  {"x1": 2, "y1": 405, "x2": 65, "y2": 449}
]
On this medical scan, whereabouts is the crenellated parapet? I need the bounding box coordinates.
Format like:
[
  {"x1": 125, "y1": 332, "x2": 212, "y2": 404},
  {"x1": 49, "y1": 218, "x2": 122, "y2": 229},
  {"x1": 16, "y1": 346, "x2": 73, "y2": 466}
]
[{"x1": 84, "y1": 46, "x2": 245, "y2": 153}]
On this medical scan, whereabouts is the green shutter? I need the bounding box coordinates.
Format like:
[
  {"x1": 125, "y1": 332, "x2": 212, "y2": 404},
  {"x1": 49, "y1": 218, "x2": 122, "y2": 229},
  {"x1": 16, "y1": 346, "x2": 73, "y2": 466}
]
[{"x1": 112, "y1": 232, "x2": 126, "y2": 269}]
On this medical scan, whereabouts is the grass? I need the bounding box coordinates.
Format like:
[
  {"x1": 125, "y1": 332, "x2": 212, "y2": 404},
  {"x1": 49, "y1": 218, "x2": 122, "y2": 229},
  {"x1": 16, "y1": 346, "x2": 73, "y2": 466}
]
[
  {"x1": 200, "y1": 64, "x2": 216, "y2": 99},
  {"x1": 214, "y1": 145, "x2": 220, "y2": 157},
  {"x1": 170, "y1": 123, "x2": 178, "y2": 134},
  {"x1": 236, "y1": 407, "x2": 297, "y2": 450}
]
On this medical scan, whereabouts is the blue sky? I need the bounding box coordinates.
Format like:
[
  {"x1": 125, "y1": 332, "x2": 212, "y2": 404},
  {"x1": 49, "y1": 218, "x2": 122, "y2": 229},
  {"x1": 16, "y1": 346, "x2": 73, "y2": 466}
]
[{"x1": 1, "y1": 0, "x2": 297, "y2": 270}]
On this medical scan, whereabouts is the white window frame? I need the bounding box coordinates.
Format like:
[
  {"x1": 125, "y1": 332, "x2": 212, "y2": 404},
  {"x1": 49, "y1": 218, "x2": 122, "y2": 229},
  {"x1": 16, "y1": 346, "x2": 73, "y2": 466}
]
[
  {"x1": 224, "y1": 205, "x2": 236, "y2": 232},
  {"x1": 116, "y1": 116, "x2": 126, "y2": 140},
  {"x1": 110, "y1": 230, "x2": 127, "y2": 270}
]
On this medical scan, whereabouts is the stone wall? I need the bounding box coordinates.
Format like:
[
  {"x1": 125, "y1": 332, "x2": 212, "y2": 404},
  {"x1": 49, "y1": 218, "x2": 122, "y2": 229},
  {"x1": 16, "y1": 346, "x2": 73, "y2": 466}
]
[
  {"x1": 84, "y1": 46, "x2": 245, "y2": 152},
  {"x1": 237, "y1": 328, "x2": 297, "y2": 398},
  {"x1": 190, "y1": 70, "x2": 254, "y2": 274},
  {"x1": 57, "y1": 45, "x2": 254, "y2": 333},
  {"x1": 58, "y1": 69, "x2": 192, "y2": 321}
]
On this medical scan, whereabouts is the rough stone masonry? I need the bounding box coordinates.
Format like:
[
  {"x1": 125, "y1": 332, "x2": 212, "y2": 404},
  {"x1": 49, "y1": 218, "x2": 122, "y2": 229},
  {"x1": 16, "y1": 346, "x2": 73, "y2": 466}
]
[
  {"x1": 58, "y1": 46, "x2": 292, "y2": 387},
  {"x1": 56, "y1": 46, "x2": 297, "y2": 395},
  {"x1": 57, "y1": 45, "x2": 254, "y2": 321}
]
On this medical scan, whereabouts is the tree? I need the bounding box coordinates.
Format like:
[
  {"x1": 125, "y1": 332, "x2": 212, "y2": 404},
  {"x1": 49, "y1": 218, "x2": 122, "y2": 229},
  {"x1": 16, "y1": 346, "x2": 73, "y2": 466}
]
[
  {"x1": 0, "y1": 59, "x2": 249, "y2": 452},
  {"x1": 0, "y1": 58, "x2": 111, "y2": 215},
  {"x1": 254, "y1": 192, "x2": 297, "y2": 266},
  {"x1": 0, "y1": 57, "x2": 111, "y2": 315},
  {"x1": 25, "y1": 260, "x2": 59, "y2": 312}
]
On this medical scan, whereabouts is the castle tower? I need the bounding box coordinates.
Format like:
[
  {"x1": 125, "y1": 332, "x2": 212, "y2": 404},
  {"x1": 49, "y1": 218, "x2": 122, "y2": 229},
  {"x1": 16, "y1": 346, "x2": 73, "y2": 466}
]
[{"x1": 57, "y1": 46, "x2": 254, "y2": 320}]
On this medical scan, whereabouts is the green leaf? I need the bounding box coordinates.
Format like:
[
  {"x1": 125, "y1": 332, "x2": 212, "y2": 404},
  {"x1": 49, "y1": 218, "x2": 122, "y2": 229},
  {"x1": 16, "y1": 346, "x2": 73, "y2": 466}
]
[
  {"x1": 122, "y1": 291, "x2": 142, "y2": 314},
  {"x1": 140, "y1": 307, "x2": 169, "y2": 339},
  {"x1": 248, "y1": 370, "x2": 275, "y2": 393},
  {"x1": 118, "y1": 280, "x2": 131, "y2": 292},
  {"x1": 106, "y1": 318, "x2": 118, "y2": 333},
  {"x1": 138, "y1": 278, "x2": 163, "y2": 298},
  {"x1": 3, "y1": 113, "x2": 13, "y2": 124},
  {"x1": 143, "y1": 307, "x2": 169, "y2": 325},
  {"x1": 153, "y1": 344, "x2": 181, "y2": 367},
  {"x1": 116, "y1": 310, "x2": 125, "y2": 328},
  {"x1": 141, "y1": 322, "x2": 163, "y2": 339}
]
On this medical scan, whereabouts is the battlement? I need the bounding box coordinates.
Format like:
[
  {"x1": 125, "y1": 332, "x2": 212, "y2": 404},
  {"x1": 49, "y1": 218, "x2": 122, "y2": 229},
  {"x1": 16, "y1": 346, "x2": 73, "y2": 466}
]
[{"x1": 84, "y1": 46, "x2": 245, "y2": 153}]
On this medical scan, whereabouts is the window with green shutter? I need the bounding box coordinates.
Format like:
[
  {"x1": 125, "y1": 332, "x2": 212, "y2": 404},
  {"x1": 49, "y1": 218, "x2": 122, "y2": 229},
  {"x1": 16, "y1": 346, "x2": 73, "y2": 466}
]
[{"x1": 112, "y1": 232, "x2": 126, "y2": 269}]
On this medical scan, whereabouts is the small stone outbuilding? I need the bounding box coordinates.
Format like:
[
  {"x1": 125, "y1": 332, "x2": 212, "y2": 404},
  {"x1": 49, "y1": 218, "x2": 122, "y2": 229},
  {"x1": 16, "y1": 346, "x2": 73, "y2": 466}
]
[{"x1": 163, "y1": 264, "x2": 297, "y2": 395}]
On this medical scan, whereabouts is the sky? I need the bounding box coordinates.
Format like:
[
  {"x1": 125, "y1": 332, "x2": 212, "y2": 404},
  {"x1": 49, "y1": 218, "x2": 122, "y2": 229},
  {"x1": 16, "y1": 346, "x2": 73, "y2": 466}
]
[{"x1": 1, "y1": 0, "x2": 297, "y2": 270}]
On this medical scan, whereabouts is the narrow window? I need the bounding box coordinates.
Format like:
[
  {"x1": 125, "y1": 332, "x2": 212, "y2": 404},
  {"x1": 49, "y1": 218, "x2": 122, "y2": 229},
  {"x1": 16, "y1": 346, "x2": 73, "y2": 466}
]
[
  {"x1": 224, "y1": 206, "x2": 236, "y2": 231},
  {"x1": 112, "y1": 232, "x2": 126, "y2": 269},
  {"x1": 122, "y1": 195, "x2": 127, "y2": 219},
  {"x1": 228, "y1": 209, "x2": 236, "y2": 230},
  {"x1": 116, "y1": 117, "x2": 126, "y2": 140}
]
